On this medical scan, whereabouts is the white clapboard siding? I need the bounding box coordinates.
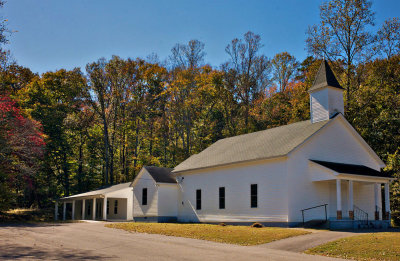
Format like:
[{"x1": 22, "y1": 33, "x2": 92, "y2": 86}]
[
  {"x1": 287, "y1": 116, "x2": 382, "y2": 222},
  {"x1": 133, "y1": 171, "x2": 158, "y2": 217}
]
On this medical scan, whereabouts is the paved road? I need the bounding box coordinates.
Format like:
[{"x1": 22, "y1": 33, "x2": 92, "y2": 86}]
[{"x1": 0, "y1": 222, "x2": 344, "y2": 261}]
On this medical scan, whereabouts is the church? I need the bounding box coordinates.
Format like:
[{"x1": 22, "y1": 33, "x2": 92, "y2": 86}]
[{"x1": 58, "y1": 61, "x2": 392, "y2": 229}]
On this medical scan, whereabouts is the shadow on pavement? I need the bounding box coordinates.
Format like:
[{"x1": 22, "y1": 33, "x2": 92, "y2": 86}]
[
  {"x1": 0, "y1": 245, "x2": 114, "y2": 260},
  {"x1": 0, "y1": 221, "x2": 83, "y2": 228}
]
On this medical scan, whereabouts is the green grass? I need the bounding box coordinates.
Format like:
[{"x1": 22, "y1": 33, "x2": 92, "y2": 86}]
[
  {"x1": 106, "y1": 222, "x2": 309, "y2": 246},
  {"x1": 306, "y1": 232, "x2": 400, "y2": 261}
]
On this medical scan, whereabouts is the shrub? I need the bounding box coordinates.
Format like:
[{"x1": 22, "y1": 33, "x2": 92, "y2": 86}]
[
  {"x1": 392, "y1": 211, "x2": 400, "y2": 227},
  {"x1": 219, "y1": 222, "x2": 227, "y2": 226},
  {"x1": 251, "y1": 222, "x2": 263, "y2": 228}
]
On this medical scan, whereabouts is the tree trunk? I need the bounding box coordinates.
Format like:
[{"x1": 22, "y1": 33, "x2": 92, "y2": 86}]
[
  {"x1": 62, "y1": 151, "x2": 70, "y2": 196},
  {"x1": 77, "y1": 138, "x2": 83, "y2": 193},
  {"x1": 133, "y1": 117, "x2": 140, "y2": 175},
  {"x1": 101, "y1": 113, "x2": 110, "y2": 185}
]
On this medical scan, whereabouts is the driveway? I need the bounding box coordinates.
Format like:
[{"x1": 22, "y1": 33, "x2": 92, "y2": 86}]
[
  {"x1": 0, "y1": 222, "x2": 344, "y2": 261},
  {"x1": 258, "y1": 229, "x2": 355, "y2": 252}
]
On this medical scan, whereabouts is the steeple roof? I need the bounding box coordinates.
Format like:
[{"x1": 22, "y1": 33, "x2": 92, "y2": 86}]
[{"x1": 309, "y1": 60, "x2": 344, "y2": 92}]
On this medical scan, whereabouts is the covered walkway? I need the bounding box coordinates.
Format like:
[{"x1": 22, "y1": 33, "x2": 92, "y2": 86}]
[{"x1": 55, "y1": 182, "x2": 133, "y2": 221}]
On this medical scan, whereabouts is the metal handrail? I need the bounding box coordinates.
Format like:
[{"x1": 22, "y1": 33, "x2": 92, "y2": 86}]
[
  {"x1": 354, "y1": 204, "x2": 368, "y2": 225},
  {"x1": 301, "y1": 204, "x2": 328, "y2": 226}
]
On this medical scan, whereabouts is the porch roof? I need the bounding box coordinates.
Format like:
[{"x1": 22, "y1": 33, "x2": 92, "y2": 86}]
[
  {"x1": 310, "y1": 160, "x2": 390, "y2": 178},
  {"x1": 59, "y1": 182, "x2": 131, "y2": 201}
]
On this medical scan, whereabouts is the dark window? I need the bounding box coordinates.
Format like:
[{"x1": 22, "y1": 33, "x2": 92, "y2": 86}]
[
  {"x1": 251, "y1": 184, "x2": 257, "y2": 208},
  {"x1": 114, "y1": 200, "x2": 118, "y2": 214},
  {"x1": 142, "y1": 188, "x2": 148, "y2": 205},
  {"x1": 107, "y1": 200, "x2": 109, "y2": 214},
  {"x1": 87, "y1": 203, "x2": 91, "y2": 215},
  {"x1": 196, "y1": 189, "x2": 201, "y2": 210},
  {"x1": 219, "y1": 187, "x2": 225, "y2": 209}
]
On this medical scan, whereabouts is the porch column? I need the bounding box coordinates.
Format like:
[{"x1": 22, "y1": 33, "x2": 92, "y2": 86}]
[
  {"x1": 336, "y1": 179, "x2": 342, "y2": 219},
  {"x1": 384, "y1": 183, "x2": 390, "y2": 220},
  {"x1": 54, "y1": 201, "x2": 58, "y2": 221},
  {"x1": 71, "y1": 200, "x2": 75, "y2": 220},
  {"x1": 82, "y1": 199, "x2": 86, "y2": 220},
  {"x1": 63, "y1": 202, "x2": 66, "y2": 221},
  {"x1": 103, "y1": 197, "x2": 107, "y2": 220},
  {"x1": 92, "y1": 198, "x2": 96, "y2": 220},
  {"x1": 374, "y1": 183, "x2": 380, "y2": 220},
  {"x1": 348, "y1": 180, "x2": 354, "y2": 220}
]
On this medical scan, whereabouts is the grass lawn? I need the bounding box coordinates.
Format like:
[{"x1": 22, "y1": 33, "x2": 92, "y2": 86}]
[
  {"x1": 306, "y1": 232, "x2": 400, "y2": 261},
  {"x1": 105, "y1": 222, "x2": 309, "y2": 246}
]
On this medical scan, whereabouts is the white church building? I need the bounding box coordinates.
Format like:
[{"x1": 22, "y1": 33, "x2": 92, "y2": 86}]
[{"x1": 57, "y1": 61, "x2": 392, "y2": 229}]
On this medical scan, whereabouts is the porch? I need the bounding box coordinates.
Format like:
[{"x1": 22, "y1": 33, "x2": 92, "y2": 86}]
[
  {"x1": 309, "y1": 160, "x2": 393, "y2": 229},
  {"x1": 55, "y1": 182, "x2": 132, "y2": 221}
]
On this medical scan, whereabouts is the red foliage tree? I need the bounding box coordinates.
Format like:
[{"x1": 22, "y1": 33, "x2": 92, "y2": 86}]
[{"x1": 0, "y1": 95, "x2": 45, "y2": 209}]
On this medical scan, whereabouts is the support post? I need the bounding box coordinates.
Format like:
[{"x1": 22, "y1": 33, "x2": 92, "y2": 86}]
[
  {"x1": 72, "y1": 200, "x2": 75, "y2": 220},
  {"x1": 348, "y1": 180, "x2": 354, "y2": 220},
  {"x1": 384, "y1": 183, "x2": 390, "y2": 220},
  {"x1": 63, "y1": 202, "x2": 66, "y2": 221},
  {"x1": 55, "y1": 201, "x2": 58, "y2": 221},
  {"x1": 92, "y1": 198, "x2": 96, "y2": 220},
  {"x1": 336, "y1": 179, "x2": 342, "y2": 220},
  {"x1": 82, "y1": 199, "x2": 86, "y2": 220},
  {"x1": 374, "y1": 183, "x2": 380, "y2": 220},
  {"x1": 103, "y1": 197, "x2": 107, "y2": 221}
]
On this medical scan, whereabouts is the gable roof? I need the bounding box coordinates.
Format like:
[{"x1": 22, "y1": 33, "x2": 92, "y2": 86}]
[
  {"x1": 143, "y1": 166, "x2": 176, "y2": 183},
  {"x1": 309, "y1": 60, "x2": 344, "y2": 92},
  {"x1": 310, "y1": 160, "x2": 389, "y2": 178},
  {"x1": 60, "y1": 182, "x2": 131, "y2": 200},
  {"x1": 173, "y1": 119, "x2": 330, "y2": 173}
]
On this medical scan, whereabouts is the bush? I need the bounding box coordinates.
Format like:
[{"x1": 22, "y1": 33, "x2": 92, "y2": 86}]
[
  {"x1": 251, "y1": 222, "x2": 263, "y2": 228},
  {"x1": 219, "y1": 222, "x2": 227, "y2": 226},
  {"x1": 392, "y1": 211, "x2": 400, "y2": 227}
]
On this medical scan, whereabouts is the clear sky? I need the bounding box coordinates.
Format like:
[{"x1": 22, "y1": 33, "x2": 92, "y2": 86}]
[{"x1": 3, "y1": 0, "x2": 400, "y2": 74}]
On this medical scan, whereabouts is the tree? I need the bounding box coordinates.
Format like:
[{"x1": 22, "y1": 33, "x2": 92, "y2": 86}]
[
  {"x1": 377, "y1": 18, "x2": 400, "y2": 59},
  {"x1": 85, "y1": 59, "x2": 113, "y2": 185},
  {"x1": 271, "y1": 52, "x2": 299, "y2": 92},
  {"x1": 170, "y1": 39, "x2": 206, "y2": 69},
  {"x1": 350, "y1": 55, "x2": 400, "y2": 224},
  {"x1": 223, "y1": 31, "x2": 271, "y2": 132},
  {"x1": 20, "y1": 69, "x2": 86, "y2": 197},
  {"x1": 0, "y1": 95, "x2": 45, "y2": 210},
  {"x1": 306, "y1": 0, "x2": 375, "y2": 109}
]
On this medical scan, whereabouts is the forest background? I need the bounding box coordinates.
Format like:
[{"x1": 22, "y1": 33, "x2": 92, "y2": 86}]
[{"x1": 1, "y1": 0, "x2": 399, "y2": 224}]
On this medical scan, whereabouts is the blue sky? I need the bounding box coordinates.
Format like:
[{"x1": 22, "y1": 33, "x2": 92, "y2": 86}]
[{"x1": 3, "y1": 0, "x2": 400, "y2": 74}]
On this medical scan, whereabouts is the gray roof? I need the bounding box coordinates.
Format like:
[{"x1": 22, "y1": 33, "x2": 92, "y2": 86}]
[
  {"x1": 143, "y1": 166, "x2": 176, "y2": 183},
  {"x1": 309, "y1": 60, "x2": 344, "y2": 92},
  {"x1": 60, "y1": 182, "x2": 131, "y2": 200},
  {"x1": 173, "y1": 119, "x2": 330, "y2": 173}
]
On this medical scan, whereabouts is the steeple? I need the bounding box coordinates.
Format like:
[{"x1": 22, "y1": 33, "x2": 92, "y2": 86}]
[
  {"x1": 309, "y1": 60, "x2": 344, "y2": 123},
  {"x1": 309, "y1": 60, "x2": 344, "y2": 92}
]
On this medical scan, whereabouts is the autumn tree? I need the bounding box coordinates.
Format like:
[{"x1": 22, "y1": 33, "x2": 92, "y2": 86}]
[
  {"x1": 271, "y1": 52, "x2": 299, "y2": 92},
  {"x1": 170, "y1": 39, "x2": 206, "y2": 69},
  {"x1": 0, "y1": 95, "x2": 45, "y2": 210},
  {"x1": 377, "y1": 18, "x2": 400, "y2": 59},
  {"x1": 350, "y1": 55, "x2": 400, "y2": 223},
  {"x1": 223, "y1": 31, "x2": 271, "y2": 132},
  {"x1": 306, "y1": 0, "x2": 375, "y2": 109},
  {"x1": 85, "y1": 59, "x2": 113, "y2": 184},
  {"x1": 20, "y1": 69, "x2": 86, "y2": 197}
]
